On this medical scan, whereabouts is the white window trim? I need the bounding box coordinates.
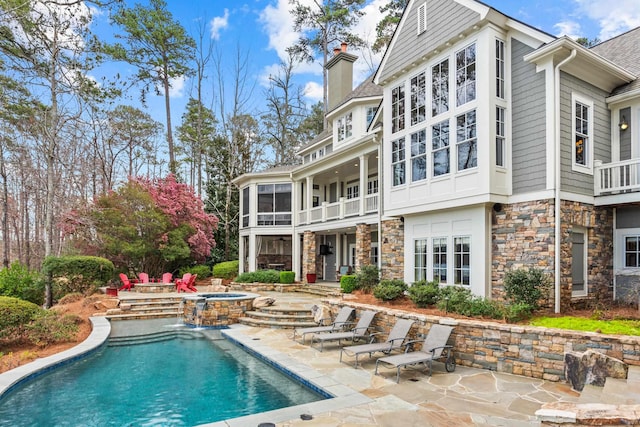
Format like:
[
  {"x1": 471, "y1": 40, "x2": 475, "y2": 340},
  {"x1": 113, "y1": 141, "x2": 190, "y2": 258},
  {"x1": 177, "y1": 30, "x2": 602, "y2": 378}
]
[
  {"x1": 571, "y1": 93, "x2": 594, "y2": 175},
  {"x1": 453, "y1": 235, "x2": 471, "y2": 286},
  {"x1": 619, "y1": 228, "x2": 640, "y2": 271}
]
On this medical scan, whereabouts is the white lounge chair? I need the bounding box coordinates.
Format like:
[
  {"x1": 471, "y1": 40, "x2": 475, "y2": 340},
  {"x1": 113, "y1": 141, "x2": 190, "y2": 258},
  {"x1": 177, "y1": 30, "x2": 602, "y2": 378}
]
[
  {"x1": 293, "y1": 306, "x2": 354, "y2": 344},
  {"x1": 374, "y1": 324, "x2": 456, "y2": 382},
  {"x1": 339, "y1": 318, "x2": 414, "y2": 367},
  {"x1": 311, "y1": 310, "x2": 377, "y2": 351}
]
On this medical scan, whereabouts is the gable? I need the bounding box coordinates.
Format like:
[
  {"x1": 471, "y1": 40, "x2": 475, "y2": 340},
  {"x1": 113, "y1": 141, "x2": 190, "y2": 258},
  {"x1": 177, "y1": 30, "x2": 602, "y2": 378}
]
[{"x1": 377, "y1": 0, "x2": 482, "y2": 84}]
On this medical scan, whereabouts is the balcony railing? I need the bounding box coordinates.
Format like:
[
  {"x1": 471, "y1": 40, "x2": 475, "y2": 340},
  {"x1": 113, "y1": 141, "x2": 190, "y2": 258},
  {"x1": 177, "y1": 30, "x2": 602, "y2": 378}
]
[
  {"x1": 297, "y1": 193, "x2": 379, "y2": 225},
  {"x1": 595, "y1": 159, "x2": 640, "y2": 196}
]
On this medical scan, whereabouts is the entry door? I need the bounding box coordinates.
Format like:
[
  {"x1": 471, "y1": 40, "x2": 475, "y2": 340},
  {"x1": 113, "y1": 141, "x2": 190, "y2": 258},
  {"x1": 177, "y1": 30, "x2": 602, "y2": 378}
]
[{"x1": 571, "y1": 230, "x2": 587, "y2": 296}]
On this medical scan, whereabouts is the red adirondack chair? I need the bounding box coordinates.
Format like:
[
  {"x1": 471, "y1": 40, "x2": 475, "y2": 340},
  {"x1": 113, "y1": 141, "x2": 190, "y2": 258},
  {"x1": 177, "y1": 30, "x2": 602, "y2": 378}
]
[
  {"x1": 185, "y1": 274, "x2": 198, "y2": 292},
  {"x1": 162, "y1": 272, "x2": 173, "y2": 283},
  {"x1": 138, "y1": 272, "x2": 149, "y2": 283},
  {"x1": 118, "y1": 273, "x2": 134, "y2": 291},
  {"x1": 175, "y1": 273, "x2": 193, "y2": 293}
]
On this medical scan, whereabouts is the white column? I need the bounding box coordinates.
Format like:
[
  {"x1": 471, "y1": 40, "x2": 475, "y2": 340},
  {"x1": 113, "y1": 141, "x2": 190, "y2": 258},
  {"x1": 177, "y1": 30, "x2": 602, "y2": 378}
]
[
  {"x1": 248, "y1": 233, "x2": 257, "y2": 272},
  {"x1": 359, "y1": 154, "x2": 368, "y2": 216},
  {"x1": 306, "y1": 176, "x2": 314, "y2": 223}
]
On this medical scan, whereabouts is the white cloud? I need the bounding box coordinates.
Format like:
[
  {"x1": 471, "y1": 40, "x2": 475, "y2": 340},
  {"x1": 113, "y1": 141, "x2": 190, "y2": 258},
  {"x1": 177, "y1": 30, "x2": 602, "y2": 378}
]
[
  {"x1": 303, "y1": 81, "x2": 323, "y2": 103},
  {"x1": 259, "y1": 0, "x2": 299, "y2": 62},
  {"x1": 168, "y1": 75, "x2": 186, "y2": 98},
  {"x1": 210, "y1": 8, "x2": 230, "y2": 40},
  {"x1": 553, "y1": 20, "x2": 582, "y2": 39},
  {"x1": 573, "y1": 0, "x2": 640, "y2": 40}
]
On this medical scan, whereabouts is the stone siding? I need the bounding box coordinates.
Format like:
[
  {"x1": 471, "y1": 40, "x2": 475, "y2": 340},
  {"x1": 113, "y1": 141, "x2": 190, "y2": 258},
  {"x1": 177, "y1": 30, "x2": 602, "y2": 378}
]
[
  {"x1": 324, "y1": 301, "x2": 640, "y2": 382},
  {"x1": 355, "y1": 223, "x2": 371, "y2": 271},
  {"x1": 182, "y1": 297, "x2": 254, "y2": 327},
  {"x1": 380, "y1": 218, "x2": 404, "y2": 280},
  {"x1": 303, "y1": 230, "x2": 316, "y2": 282}
]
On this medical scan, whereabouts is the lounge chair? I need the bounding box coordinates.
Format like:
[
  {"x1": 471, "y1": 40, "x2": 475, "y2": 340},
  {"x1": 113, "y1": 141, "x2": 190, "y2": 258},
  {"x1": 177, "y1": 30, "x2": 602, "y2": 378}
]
[
  {"x1": 293, "y1": 306, "x2": 354, "y2": 344},
  {"x1": 118, "y1": 273, "x2": 134, "y2": 291},
  {"x1": 375, "y1": 324, "x2": 456, "y2": 383},
  {"x1": 340, "y1": 318, "x2": 414, "y2": 367},
  {"x1": 311, "y1": 310, "x2": 377, "y2": 352}
]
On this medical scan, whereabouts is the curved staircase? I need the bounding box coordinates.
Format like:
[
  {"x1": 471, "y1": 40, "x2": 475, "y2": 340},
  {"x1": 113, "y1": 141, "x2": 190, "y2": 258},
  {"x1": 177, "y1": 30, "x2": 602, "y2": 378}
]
[{"x1": 238, "y1": 306, "x2": 317, "y2": 329}]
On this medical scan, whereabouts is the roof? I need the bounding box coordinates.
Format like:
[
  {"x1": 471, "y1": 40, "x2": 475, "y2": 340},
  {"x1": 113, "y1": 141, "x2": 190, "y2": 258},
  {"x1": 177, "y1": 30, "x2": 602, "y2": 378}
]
[
  {"x1": 328, "y1": 72, "x2": 382, "y2": 113},
  {"x1": 590, "y1": 27, "x2": 640, "y2": 96}
]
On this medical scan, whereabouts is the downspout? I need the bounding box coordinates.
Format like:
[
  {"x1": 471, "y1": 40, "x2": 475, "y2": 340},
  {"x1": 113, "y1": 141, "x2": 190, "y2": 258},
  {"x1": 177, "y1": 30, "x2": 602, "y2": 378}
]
[
  {"x1": 554, "y1": 49, "x2": 577, "y2": 313},
  {"x1": 374, "y1": 132, "x2": 383, "y2": 272}
]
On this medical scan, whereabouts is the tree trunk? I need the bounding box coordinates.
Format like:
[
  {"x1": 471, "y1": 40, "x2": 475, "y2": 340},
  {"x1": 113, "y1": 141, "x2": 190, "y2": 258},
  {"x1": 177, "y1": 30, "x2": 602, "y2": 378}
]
[{"x1": 163, "y1": 69, "x2": 175, "y2": 174}]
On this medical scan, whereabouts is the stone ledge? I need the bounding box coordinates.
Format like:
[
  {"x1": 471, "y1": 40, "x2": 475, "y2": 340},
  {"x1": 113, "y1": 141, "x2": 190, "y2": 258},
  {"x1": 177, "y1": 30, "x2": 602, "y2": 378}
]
[{"x1": 537, "y1": 402, "x2": 640, "y2": 425}]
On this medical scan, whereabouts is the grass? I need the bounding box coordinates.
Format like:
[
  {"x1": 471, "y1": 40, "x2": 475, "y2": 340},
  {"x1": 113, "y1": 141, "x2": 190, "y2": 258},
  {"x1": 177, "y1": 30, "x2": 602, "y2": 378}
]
[{"x1": 530, "y1": 316, "x2": 640, "y2": 336}]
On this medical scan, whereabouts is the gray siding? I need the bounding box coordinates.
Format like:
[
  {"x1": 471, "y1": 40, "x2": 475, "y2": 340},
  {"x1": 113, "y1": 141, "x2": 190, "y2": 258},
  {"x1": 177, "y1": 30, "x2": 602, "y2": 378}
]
[
  {"x1": 511, "y1": 39, "x2": 547, "y2": 194},
  {"x1": 559, "y1": 72, "x2": 611, "y2": 195},
  {"x1": 617, "y1": 206, "x2": 640, "y2": 229},
  {"x1": 378, "y1": 0, "x2": 480, "y2": 83},
  {"x1": 620, "y1": 107, "x2": 632, "y2": 160}
]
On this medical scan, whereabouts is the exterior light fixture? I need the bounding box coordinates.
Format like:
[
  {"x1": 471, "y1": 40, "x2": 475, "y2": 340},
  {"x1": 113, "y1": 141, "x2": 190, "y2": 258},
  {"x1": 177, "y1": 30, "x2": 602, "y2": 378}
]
[{"x1": 619, "y1": 115, "x2": 629, "y2": 131}]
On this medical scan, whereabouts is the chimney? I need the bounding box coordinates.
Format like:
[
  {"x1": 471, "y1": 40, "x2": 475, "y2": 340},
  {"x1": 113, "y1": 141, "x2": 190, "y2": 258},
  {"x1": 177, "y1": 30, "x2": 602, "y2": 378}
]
[{"x1": 326, "y1": 43, "x2": 358, "y2": 111}]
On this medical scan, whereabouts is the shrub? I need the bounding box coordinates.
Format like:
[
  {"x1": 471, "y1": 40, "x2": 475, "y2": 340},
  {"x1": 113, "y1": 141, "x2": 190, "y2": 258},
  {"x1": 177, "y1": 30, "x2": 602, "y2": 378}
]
[
  {"x1": 213, "y1": 260, "x2": 239, "y2": 280},
  {"x1": 503, "y1": 267, "x2": 551, "y2": 309},
  {"x1": 340, "y1": 275, "x2": 357, "y2": 293},
  {"x1": 355, "y1": 265, "x2": 379, "y2": 292},
  {"x1": 0, "y1": 296, "x2": 42, "y2": 340},
  {"x1": 235, "y1": 270, "x2": 280, "y2": 283},
  {"x1": 280, "y1": 271, "x2": 295, "y2": 284},
  {"x1": 179, "y1": 264, "x2": 212, "y2": 278},
  {"x1": 24, "y1": 311, "x2": 80, "y2": 347},
  {"x1": 436, "y1": 286, "x2": 473, "y2": 314},
  {"x1": 408, "y1": 280, "x2": 440, "y2": 307},
  {"x1": 468, "y1": 297, "x2": 505, "y2": 319},
  {"x1": 373, "y1": 279, "x2": 407, "y2": 301},
  {"x1": 504, "y1": 303, "x2": 535, "y2": 323},
  {"x1": 42, "y1": 256, "x2": 114, "y2": 299},
  {"x1": 0, "y1": 262, "x2": 45, "y2": 305}
]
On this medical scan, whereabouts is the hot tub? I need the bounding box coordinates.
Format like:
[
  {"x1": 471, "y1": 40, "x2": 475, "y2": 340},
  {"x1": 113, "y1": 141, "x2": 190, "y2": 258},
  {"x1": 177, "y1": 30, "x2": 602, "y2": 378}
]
[{"x1": 181, "y1": 292, "x2": 259, "y2": 328}]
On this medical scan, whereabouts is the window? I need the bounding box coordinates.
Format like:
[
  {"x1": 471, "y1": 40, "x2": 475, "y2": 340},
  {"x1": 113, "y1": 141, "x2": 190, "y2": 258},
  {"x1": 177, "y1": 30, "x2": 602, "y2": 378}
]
[
  {"x1": 371, "y1": 243, "x2": 379, "y2": 265},
  {"x1": 432, "y1": 120, "x2": 450, "y2": 176},
  {"x1": 414, "y1": 239, "x2": 428, "y2": 281},
  {"x1": 495, "y1": 39, "x2": 505, "y2": 99},
  {"x1": 453, "y1": 236, "x2": 470, "y2": 285},
  {"x1": 411, "y1": 72, "x2": 426, "y2": 125},
  {"x1": 496, "y1": 106, "x2": 505, "y2": 167},
  {"x1": 346, "y1": 183, "x2": 359, "y2": 199},
  {"x1": 456, "y1": 43, "x2": 476, "y2": 106},
  {"x1": 392, "y1": 137, "x2": 406, "y2": 186},
  {"x1": 432, "y1": 59, "x2": 449, "y2": 116},
  {"x1": 417, "y1": 3, "x2": 426, "y2": 34},
  {"x1": 456, "y1": 110, "x2": 477, "y2": 171},
  {"x1": 366, "y1": 106, "x2": 377, "y2": 127},
  {"x1": 242, "y1": 187, "x2": 250, "y2": 228},
  {"x1": 573, "y1": 95, "x2": 593, "y2": 173},
  {"x1": 432, "y1": 237, "x2": 447, "y2": 284},
  {"x1": 367, "y1": 178, "x2": 378, "y2": 194},
  {"x1": 257, "y1": 183, "x2": 292, "y2": 225},
  {"x1": 411, "y1": 129, "x2": 427, "y2": 182},
  {"x1": 626, "y1": 236, "x2": 640, "y2": 268},
  {"x1": 391, "y1": 85, "x2": 405, "y2": 133},
  {"x1": 337, "y1": 112, "x2": 352, "y2": 141}
]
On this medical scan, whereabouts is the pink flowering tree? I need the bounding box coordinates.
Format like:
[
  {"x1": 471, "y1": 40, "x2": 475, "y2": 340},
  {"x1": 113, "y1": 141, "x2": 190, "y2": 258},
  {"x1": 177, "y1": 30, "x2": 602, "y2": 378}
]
[{"x1": 61, "y1": 175, "x2": 218, "y2": 275}]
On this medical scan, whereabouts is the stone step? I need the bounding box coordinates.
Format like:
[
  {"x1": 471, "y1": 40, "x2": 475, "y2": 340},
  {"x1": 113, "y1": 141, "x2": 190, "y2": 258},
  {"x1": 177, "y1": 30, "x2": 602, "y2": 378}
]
[
  {"x1": 129, "y1": 306, "x2": 181, "y2": 314},
  {"x1": 238, "y1": 316, "x2": 317, "y2": 329},
  {"x1": 257, "y1": 306, "x2": 314, "y2": 316},
  {"x1": 244, "y1": 310, "x2": 315, "y2": 322},
  {"x1": 295, "y1": 287, "x2": 341, "y2": 297},
  {"x1": 106, "y1": 311, "x2": 181, "y2": 321}
]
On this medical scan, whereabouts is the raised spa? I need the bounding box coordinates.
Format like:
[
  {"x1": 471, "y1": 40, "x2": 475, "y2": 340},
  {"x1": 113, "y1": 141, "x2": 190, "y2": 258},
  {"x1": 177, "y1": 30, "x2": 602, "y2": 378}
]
[{"x1": 181, "y1": 292, "x2": 259, "y2": 327}]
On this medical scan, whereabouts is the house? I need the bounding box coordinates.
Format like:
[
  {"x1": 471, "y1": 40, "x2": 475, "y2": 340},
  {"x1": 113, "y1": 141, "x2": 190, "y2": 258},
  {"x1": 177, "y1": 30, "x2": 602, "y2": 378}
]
[{"x1": 234, "y1": 0, "x2": 640, "y2": 312}]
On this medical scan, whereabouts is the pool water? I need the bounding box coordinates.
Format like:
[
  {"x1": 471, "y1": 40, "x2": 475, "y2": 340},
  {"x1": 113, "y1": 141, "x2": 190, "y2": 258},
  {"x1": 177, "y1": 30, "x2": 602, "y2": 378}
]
[{"x1": 0, "y1": 331, "x2": 323, "y2": 426}]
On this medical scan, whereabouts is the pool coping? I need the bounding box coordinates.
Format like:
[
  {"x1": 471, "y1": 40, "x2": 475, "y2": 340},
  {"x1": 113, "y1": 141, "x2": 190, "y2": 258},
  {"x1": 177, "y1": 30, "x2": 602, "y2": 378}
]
[
  {"x1": 0, "y1": 316, "x2": 111, "y2": 401},
  {"x1": 198, "y1": 325, "x2": 373, "y2": 427}
]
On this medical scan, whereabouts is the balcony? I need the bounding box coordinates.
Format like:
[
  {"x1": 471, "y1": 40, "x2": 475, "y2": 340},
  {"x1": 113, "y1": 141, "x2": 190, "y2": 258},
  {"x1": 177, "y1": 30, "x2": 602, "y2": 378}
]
[
  {"x1": 595, "y1": 159, "x2": 640, "y2": 196},
  {"x1": 297, "y1": 193, "x2": 379, "y2": 225}
]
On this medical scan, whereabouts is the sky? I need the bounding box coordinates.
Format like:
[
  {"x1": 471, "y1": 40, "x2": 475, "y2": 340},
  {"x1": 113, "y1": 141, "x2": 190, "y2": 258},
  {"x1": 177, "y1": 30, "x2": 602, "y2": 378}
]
[{"x1": 88, "y1": 0, "x2": 640, "y2": 139}]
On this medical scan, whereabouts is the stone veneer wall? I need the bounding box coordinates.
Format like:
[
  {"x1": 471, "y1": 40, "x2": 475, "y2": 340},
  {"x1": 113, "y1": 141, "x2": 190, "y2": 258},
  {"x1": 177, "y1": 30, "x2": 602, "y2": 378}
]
[
  {"x1": 559, "y1": 201, "x2": 614, "y2": 308},
  {"x1": 324, "y1": 300, "x2": 640, "y2": 381},
  {"x1": 355, "y1": 223, "x2": 371, "y2": 271},
  {"x1": 303, "y1": 230, "x2": 316, "y2": 282},
  {"x1": 492, "y1": 199, "x2": 614, "y2": 311},
  {"x1": 380, "y1": 218, "x2": 404, "y2": 280},
  {"x1": 182, "y1": 297, "x2": 253, "y2": 327}
]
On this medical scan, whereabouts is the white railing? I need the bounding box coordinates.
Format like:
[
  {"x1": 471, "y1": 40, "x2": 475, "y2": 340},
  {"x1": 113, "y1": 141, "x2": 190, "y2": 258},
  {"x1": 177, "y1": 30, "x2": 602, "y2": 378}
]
[
  {"x1": 595, "y1": 159, "x2": 640, "y2": 196},
  {"x1": 365, "y1": 193, "x2": 378, "y2": 213},
  {"x1": 296, "y1": 194, "x2": 379, "y2": 225}
]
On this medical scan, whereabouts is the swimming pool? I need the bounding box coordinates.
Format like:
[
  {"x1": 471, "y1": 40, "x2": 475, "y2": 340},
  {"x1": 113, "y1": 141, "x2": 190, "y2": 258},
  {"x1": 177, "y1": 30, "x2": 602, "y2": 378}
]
[{"x1": 0, "y1": 329, "x2": 324, "y2": 426}]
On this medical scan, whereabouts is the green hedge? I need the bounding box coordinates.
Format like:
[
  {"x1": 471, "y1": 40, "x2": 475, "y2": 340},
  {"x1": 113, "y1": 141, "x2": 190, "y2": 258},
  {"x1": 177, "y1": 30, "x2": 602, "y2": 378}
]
[
  {"x1": 213, "y1": 260, "x2": 239, "y2": 280},
  {"x1": 235, "y1": 270, "x2": 280, "y2": 283},
  {"x1": 42, "y1": 256, "x2": 114, "y2": 299},
  {"x1": 179, "y1": 264, "x2": 212, "y2": 278},
  {"x1": 373, "y1": 279, "x2": 407, "y2": 301},
  {"x1": 0, "y1": 262, "x2": 45, "y2": 305},
  {"x1": 280, "y1": 271, "x2": 295, "y2": 284},
  {"x1": 407, "y1": 280, "x2": 440, "y2": 307}
]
